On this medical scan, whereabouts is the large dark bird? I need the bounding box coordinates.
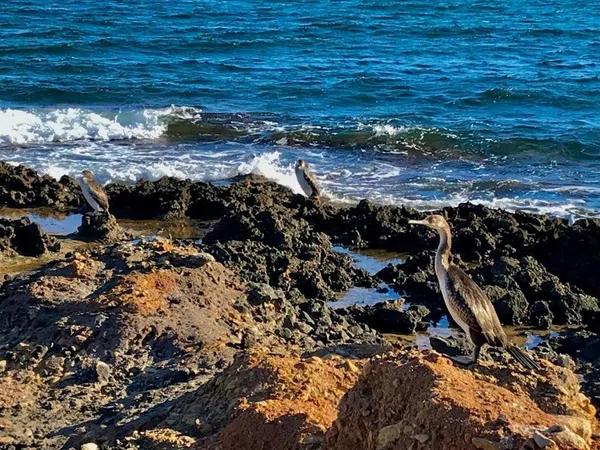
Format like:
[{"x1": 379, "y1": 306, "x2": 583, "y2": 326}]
[{"x1": 409, "y1": 214, "x2": 539, "y2": 370}]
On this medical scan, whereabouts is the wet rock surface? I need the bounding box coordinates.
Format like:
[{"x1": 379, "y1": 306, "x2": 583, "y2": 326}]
[
  {"x1": 342, "y1": 299, "x2": 430, "y2": 334},
  {"x1": 77, "y1": 211, "x2": 130, "y2": 242},
  {"x1": 0, "y1": 217, "x2": 60, "y2": 256}
]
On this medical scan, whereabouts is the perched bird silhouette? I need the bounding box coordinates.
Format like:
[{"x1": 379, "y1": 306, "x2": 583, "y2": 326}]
[
  {"x1": 295, "y1": 159, "x2": 321, "y2": 199},
  {"x1": 409, "y1": 214, "x2": 539, "y2": 370},
  {"x1": 77, "y1": 170, "x2": 109, "y2": 213}
]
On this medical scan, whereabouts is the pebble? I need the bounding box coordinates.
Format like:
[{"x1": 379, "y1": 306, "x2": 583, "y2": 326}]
[
  {"x1": 471, "y1": 437, "x2": 503, "y2": 450},
  {"x1": 342, "y1": 360, "x2": 360, "y2": 374},
  {"x1": 95, "y1": 360, "x2": 111, "y2": 385},
  {"x1": 412, "y1": 434, "x2": 429, "y2": 443},
  {"x1": 81, "y1": 443, "x2": 99, "y2": 450},
  {"x1": 533, "y1": 431, "x2": 554, "y2": 448}
]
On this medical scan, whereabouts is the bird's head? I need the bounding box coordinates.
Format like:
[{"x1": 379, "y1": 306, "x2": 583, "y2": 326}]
[
  {"x1": 408, "y1": 214, "x2": 449, "y2": 231},
  {"x1": 295, "y1": 159, "x2": 307, "y2": 171},
  {"x1": 81, "y1": 170, "x2": 94, "y2": 181}
]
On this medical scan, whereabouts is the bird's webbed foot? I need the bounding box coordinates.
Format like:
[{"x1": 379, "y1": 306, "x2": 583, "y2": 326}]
[
  {"x1": 449, "y1": 345, "x2": 481, "y2": 368},
  {"x1": 449, "y1": 355, "x2": 476, "y2": 367}
]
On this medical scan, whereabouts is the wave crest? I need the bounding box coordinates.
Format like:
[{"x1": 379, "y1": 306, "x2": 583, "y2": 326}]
[{"x1": 0, "y1": 106, "x2": 202, "y2": 144}]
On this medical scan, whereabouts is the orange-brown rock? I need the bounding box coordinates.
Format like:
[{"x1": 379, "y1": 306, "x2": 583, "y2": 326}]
[
  {"x1": 103, "y1": 269, "x2": 180, "y2": 314},
  {"x1": 149, "y1": 349, "x2": 598, "y2": 450},
  {"x1": 327, "y1": 350, "x2": 597, "y2": 450},
  {"x1": 159, "y1": 349, "x2": 365, "y2": 450}
]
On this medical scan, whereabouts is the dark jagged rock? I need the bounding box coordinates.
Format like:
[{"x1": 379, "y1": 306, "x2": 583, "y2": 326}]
[
  {"x1": 429, "y1": 334, "x2": 471, "y2": 357},
  {"x1": 204, "y1": 207, "x2": 376, "y2": 299},
  {"x1": 104, "y1": 174, "x2": 302, "y2": 221},
  {"x1": 342, "y1": 300, "x2": 430, "y2": 333},
  {"x1": 478, "y1": 256, "x2": 599, "y2": 326},
  {"x1": 379, "y1": 248, "x2": 599, "y2": 328},
  {"x1": 315, "y1": 199, "x2": 426, "y2": 250},
  {"x1": 77, "y1": 212, "x2": 128, "y2": 242},
  {"x1": 0, "y1": 217, "x2": 60, "y2": 256},
  {"x1": 547, "y1": 330, "x2": 600, "y2": 412},
  {"x1": 482, "y1": 283, "x2": 529, "y2": 325},
  {"x1": 106, "y1": 177, "x2": 195, "y2": 219},
  {"x1": 532, "y1": 218, "x2": 600, "y2": 300},
  {"x1": 0, "y1": 162, "x2": 82, "y2": 210},
  {"x1": 247, "y1": 282, "x2": 281, "y2": 305},
  {"x1": 376, "y1": 254, "x2": 445, "y2": 320},
  {"x1": 187, "y1": 181, "x2": 227, "y2": 220},
  {"x1": 528, "y1": 300, "x2": 554, "y2": 329},
  {"x1": 2, "y1": 162, "x2": 600, "y2": 331}
]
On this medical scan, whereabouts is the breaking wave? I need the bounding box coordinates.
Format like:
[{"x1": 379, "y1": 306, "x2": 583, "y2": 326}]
[
  {"x1": 0, "y1": 106, "x2": 201, "y2": 144},
  {"x1": 1, "y1": 107, "x2": 598, "y2": 160}
]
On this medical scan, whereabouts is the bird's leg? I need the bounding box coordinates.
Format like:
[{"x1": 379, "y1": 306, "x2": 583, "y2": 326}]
[
  {"x1": 471, "y1": 345, "x2": 482, "y2": 365},
  {"x1": 449, "y1": 354, "x2": 475, "y2": 367}
]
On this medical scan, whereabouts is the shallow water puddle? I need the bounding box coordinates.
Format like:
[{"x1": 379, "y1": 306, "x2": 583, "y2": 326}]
[
  {"x1": 330, "y1": 245, "x2": 560, "y2": 350},
  {"x1": 30, "y1": 213, "x2": 82, "y2": 235},
  {"x1": 333, "y1": 245, "x2": 406, "y2": 275},
  {"x1": 524, "y1": 330, "x2": 561, "y2": 349},
  {"x1": 390, "y1": 315, "x2": 562, "y2": 353},
  {"x1": 0, "y1": 207, "x2": 212, "y2": 240},
  {"x1": 414, "y1": 315, "x2": 461, "y2": 349},
  {"x1": 118, "y1": 218, "x2": 210, "y2": 240},
  {"x1": 0, "y1": 208, "x2": 82, "y2": 235},
  {"x1": 329, "y1": 286, "x2": 401, "y2": 310},
  {"x1": 329, "y1": 246, "x2": 406, "y2": 309}
]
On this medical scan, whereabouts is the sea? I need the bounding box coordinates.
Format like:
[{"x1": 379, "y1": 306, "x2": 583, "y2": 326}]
[{"x1": 1, "y1": 0, "x2": 599, "y2": 217}]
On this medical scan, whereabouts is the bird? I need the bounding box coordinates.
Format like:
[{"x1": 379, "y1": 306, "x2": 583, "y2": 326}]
[
  {"x1": 77, "y1": 170, "x2": 110, "y2": 213},
  {"x1": 295, "y1": 159, "x2": 321, "y2": 199},
  {"x1": 408, "y1": 214, "x2": 539, "y2": 371}
]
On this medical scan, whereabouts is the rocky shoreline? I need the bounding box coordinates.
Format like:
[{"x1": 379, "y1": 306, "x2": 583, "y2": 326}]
[{"x1": 0, "y1": 161, "x2": 599, "y2": 449}]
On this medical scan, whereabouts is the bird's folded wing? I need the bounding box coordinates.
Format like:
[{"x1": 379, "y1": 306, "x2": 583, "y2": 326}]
[
  {"x1": 304, "y1": 171, "x2": 321, "y2": 196},
  {"x1": 89, "y1": 184, "x2": 110, "y2": 211},
  {"x1": 446, "y1": 266, "x2": 506, "y2": 345}
]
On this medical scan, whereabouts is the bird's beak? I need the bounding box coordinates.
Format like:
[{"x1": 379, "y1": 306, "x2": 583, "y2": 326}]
[{"x1": 408, "y1": 219, "x2": 428, "y2": 226}]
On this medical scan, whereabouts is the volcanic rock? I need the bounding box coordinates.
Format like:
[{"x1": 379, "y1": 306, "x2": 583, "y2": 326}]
[
  {"x1": 0, "y1": 162, "x2": 82, "y2": 210},
  {"x1": 0, "y1": 217, "x2": 60, "y2": 256},
  {"x1": 326, "y1": 350, "x2": 596, "y2": 450},
  {"x1": 343, "y1": 300, "x2": 430, "y2": 333},
  {"x1": 204, "y1": 205, "x2": 376, "y2": 300},
  {"x1": 77, "y1": 211, "x2": 128, "y2": 242},
  {"x1": 124, "y1": 349, "x2": 597, "y2": 450}
]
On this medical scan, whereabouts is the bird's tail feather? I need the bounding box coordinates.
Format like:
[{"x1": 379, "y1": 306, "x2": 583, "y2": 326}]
[{"x1": 507, "y1": 345, "x2": 540, "y2": 371}]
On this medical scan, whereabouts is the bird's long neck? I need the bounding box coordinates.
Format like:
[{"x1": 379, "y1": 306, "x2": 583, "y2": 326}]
[{"x1": 435, "y1": 225, "x2": 452, "y2": 273}]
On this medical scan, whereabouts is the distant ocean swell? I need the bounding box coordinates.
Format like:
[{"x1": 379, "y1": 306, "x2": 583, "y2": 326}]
[{"x1": 1, "y1": 107, "x2": 598, "y2": 160}]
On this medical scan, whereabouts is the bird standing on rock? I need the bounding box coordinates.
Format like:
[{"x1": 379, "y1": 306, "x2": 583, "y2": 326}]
[
  {"x1": 295, "y1": 159, "x2": 321, "y2": 199},
  {"x1": 77, "y1": 170, "x2": 110, "y2": 213},
  {"x1": 408, "y1": 214, "x2": 539, "y2": 371}
]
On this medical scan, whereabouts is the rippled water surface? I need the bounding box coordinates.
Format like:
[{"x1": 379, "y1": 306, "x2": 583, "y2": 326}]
[{"x1": 1, "y1": 0, "x2": 599, "y2": 216}]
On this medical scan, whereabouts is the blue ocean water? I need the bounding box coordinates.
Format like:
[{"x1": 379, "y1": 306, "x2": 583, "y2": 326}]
[{"x1": 1, "y1": 0, "x2": 599, "y2": 216}]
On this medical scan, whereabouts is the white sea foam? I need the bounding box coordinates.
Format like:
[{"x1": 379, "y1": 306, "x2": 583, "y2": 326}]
[
  {"x1": 0, "y1": 106, "x2": 201, "y2": 144},
  {"x1": 372, "y1": 124, "x2": 408, "y2": 136},
  {"x1": 236, "y1": 151, "x2": 306, "y2": 195},
  {"x1": 1, "y1": 133, "x2": 598, "y2": 219},
  {"x1": 349, "y1": 192, "x2": 598, "y2": 219}
]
